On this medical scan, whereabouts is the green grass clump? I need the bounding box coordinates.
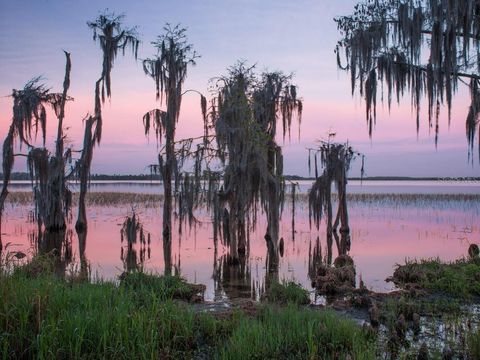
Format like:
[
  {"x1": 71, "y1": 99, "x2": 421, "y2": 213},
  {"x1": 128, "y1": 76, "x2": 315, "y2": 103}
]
[
  {"x1": 263, "y1": 281, "x2": 310, "y2": 305},
  {"x1": 393, "y1": 257, "x2": 480, "y2": 299},
  {"x1": 468, "y1": 327, "x2": 480, "y2": 359},
  {"x1": 382, "y1": 295, "x2": 462, "y2": 321},
  {"x1": 218, "y1": 306, "x2": 376, "y2": 360},
  {"x1": 0, "y1": 272, "x2": 225, "y2": 359},
  {"x1": 120, "y1": 271, "x2": 203, "y2": 301},
  {"x1": 0, "y1": 271, "x2": 376, "y2": 359}
]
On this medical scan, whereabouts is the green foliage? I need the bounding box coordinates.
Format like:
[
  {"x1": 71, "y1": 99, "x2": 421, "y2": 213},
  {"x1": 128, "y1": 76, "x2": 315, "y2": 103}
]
[
  {"x1": 0, "y1": 272, "x2": 376, "y2": 359},
  {"x1": 263, "y1": 281, "x2": 310, "y2": 305},
  {"x1": 218, "y1": 306, "x2": 376, "y2": 360},
  {"x1": 468, "y1": 327, "x2": 480, "y2": 359},
  {"x1": 394, "y1": 257, "x2": 480, "y2": 299},
  {"x1": 120, "y1": 272, "x2": 202, "y2": 301}
]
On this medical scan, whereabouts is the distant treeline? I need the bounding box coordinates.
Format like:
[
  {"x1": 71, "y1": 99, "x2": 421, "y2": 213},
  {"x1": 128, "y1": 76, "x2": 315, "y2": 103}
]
[{"x1": 1, "y1": 172, "x2": 479, "y2": 182}]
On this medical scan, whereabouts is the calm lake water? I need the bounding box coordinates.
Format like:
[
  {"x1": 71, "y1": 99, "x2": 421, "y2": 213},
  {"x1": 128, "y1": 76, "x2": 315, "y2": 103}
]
[{"x1": 2, "y1": 180, "x2": 479, "y2": 302}]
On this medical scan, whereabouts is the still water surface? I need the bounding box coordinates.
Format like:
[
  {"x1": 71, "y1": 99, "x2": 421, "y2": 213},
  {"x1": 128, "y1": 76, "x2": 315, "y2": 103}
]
[{"x1": 2, "y1": 180, "x2": 479, "y2": 301}]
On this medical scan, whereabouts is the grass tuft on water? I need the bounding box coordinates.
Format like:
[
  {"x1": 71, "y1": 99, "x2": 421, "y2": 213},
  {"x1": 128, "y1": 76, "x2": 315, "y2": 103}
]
[
  {"x1": 262, "y1": 281, "x2": 311, "y2": 305},
  {"x1": 392, "y1": 257, "x2": 480, "y2": 299}
]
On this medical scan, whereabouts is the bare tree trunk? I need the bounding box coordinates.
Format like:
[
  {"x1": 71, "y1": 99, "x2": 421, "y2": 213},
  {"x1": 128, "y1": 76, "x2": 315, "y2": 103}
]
[
  {"x1": 265, "y1": 246, "x2": 279, "y2": 292},
  {"x1": 337, "y1": 177, "x2": 350, "y2": 255},
  {"x1": 265, "y1": 180, "x2": 279, "y2": 255},
  {"x1": 77, "y1": 227, "x2": 89, "y2": 281},
  {"x1": 161, "y1": 151, "x2": 173, "y2": 240},
  {"x1": 76, "y1": 117, "x2": 94, "y2": 233},
  {"x1": 163, "y1": 235, "x2": 172, "y2": 276},
  {"x1": 237, "y1": 218, "x2": 247, "y2": 256},
  {"x1": 326, "y1": 190, "x2": 333, "y2": 266}
]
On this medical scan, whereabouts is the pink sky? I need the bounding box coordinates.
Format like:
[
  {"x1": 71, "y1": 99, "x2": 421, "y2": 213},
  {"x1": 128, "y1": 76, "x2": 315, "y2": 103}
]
[{"x1": 0, "y1": 0, "x2": 478, "y2": 177}]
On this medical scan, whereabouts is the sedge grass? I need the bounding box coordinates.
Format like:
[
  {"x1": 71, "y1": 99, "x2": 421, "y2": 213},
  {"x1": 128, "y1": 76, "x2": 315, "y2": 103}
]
[{"x1": 0, "y1": 267, "x2": 376, "y2": 359}]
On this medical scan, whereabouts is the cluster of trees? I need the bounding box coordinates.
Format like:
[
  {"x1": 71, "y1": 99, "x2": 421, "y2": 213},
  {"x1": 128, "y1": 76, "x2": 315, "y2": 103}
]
[{"x1": 2, "y1": 0, "x2": 477, "y2": 271}]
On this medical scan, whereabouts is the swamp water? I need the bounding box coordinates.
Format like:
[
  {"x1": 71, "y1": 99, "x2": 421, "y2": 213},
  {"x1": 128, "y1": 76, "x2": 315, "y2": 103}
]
[{"x1": 1, "y1": 180, "x2": 479, "y2": 303}]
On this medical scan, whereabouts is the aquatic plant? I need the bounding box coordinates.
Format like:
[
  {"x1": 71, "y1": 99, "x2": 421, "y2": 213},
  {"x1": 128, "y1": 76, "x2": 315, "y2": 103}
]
[
  {"x1": 261, "y1": 281, "x2": 310, "y2": 305},
  {"x1": 391, "y1": 255, "x2": 480, "y2": 299},
  {"x1": 336, "y1": 0, "x2": 480, "y2": 160}
]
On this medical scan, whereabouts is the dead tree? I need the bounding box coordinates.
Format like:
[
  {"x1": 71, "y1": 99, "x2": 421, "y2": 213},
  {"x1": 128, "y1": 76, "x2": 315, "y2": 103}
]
[{"x1": 76, "y1": 11, "x2": 139, "y2": 232}]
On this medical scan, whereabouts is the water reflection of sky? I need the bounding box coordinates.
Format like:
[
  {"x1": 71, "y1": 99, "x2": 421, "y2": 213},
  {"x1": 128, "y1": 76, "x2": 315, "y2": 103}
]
[{"x1": 2, "y1": 182, "x2": 478, "y2": 301}]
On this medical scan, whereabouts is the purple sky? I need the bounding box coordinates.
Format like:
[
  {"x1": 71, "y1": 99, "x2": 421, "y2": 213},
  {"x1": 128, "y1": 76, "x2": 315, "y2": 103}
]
[{"x1": 0, "y1": 0, "x2": 478, "y2": 177}]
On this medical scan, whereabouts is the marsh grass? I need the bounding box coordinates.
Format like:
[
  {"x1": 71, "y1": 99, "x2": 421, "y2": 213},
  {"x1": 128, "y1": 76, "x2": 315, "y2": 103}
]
[
  {"x1": 0, "y1": 269, "x2": 376, "y2": 359},
  {"x1": 468, "y1": 327, "x2": 480, "y2": 359},
  {"x1": 393, "y1": 257, "x2": 480, "y2": 299},
  {"x1": 262, "y1": 281, "x2": 310, "y2": 305},
  {"x1": 5, "y1": 191, "x2": 162, "y2": 207},
  {"x1": 218, "y1": 306, "x2": 376, "y2": 360}
]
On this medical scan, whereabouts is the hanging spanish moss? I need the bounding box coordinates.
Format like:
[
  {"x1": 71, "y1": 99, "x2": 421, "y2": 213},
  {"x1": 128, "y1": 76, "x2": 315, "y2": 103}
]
[
  {"x1": 142, "y1": 24, "x2": 201, "y2": 242},
  {"x1": 76, "y1": 12, "x2": 139, "y2": 232},
  {"x1": 335, "y1": 0, "x2": 480, "y2": 161},
  {"x1": 0, "y1": 53, "x2": 73, "y2": 233},
  {"x1": 308, "y1": 139, "x2": 361, "y2": 265},
  {"x1": 211, "y1": 63, "x2": 302, "y2": 260}
]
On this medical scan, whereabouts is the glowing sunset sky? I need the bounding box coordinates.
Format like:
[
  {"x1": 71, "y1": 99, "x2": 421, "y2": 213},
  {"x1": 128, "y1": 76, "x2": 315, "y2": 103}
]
[{"x1": 0, "y1": 0, "x2": 478, "y2": 177}]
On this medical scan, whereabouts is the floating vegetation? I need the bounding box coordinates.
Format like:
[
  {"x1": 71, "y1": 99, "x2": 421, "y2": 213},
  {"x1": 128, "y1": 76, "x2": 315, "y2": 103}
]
[
  {"x1": 260, "y1": 281, "x2": 310, "y2": 305},
  {"x1": 389, "y1": 255, "x2": 480, "y2": 299}
]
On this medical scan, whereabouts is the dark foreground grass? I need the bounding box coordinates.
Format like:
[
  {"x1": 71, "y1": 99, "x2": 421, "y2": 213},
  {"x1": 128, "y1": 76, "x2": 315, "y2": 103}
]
[
  {"x1": 392, "y1": 257, "x2": 480, "y2": 299},
  {"x1": 0, "y1": 269, "x2": 376, "y2": 359}
]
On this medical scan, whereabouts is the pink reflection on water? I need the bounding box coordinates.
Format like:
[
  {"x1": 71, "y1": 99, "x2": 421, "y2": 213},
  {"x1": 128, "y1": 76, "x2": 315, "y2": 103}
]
[{"x1": 1, "y1": 196, "x2": 478, "y2": 301}]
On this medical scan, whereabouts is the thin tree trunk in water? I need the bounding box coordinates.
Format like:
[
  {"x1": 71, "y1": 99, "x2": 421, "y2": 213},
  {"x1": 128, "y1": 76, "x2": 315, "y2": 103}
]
[
  {"x1": 237, "y1": 218, "x2": 246, "y2": 256},
  {"x1": 265, "y1": 180, "x2": 279, "y2": 255},
  {"x1": 77, "y1": 228, "x2": 89, "y2": 281},
  {"x1": 76, "y1": 117, "x2": 94, "y2": 233},
  {"x1": 265, "y1": 246, "x2": 279, "y2": 292},
  {"x1": 161, "y1": 151, "x2": 173, "y2": 240},
  {"x1": 76, "y1": 177, "x2": 88, "y2": 233},
  {"x1": 326, "y1": 190, "x2": 333, "y2": 266},
  {"x1": 338, "y1": 178, "x2": 350, "y2": 255},
  {"x1": 163, "y1": 235, "x2": 172, "y2": 276},
  {"x1": 228, "y1": 210, "x2": 239, "y2": 262}
]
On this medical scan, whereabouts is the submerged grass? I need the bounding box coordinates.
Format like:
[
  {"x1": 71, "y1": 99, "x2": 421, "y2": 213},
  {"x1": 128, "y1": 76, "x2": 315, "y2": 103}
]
[
  {"x1": 392, "y1": 257, "x2": 480, "y2": 299},
  {"x1": 0, "y1": 268, "x2": 376, "y2": 359}
]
